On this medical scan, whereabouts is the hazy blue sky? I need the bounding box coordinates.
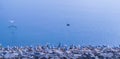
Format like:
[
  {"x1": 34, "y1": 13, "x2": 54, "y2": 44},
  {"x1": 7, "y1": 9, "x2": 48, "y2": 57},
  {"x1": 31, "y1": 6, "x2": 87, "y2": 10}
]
[{"x1": 0, "y1": 0, "x2": 120, "y2": 46}]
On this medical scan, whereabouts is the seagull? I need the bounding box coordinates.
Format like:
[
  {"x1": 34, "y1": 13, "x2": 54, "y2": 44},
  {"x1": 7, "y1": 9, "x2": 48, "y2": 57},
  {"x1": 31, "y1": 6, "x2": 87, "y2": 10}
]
[
  {"x1": 66, "y1": 24, "x2": 70, "y2": 26},
  {"x1": 8, "y1": 19, "x2": 17, "y2": 28},
  {"x1": 9, "y1": 20, "x2": 15, "y2": 24}
]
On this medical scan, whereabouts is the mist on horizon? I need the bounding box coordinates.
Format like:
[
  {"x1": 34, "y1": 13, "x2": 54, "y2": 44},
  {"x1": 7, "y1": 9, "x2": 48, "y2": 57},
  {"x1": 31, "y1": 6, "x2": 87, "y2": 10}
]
[{"x1": 0, "y1": 0, "x2": 120, "y2": 46}]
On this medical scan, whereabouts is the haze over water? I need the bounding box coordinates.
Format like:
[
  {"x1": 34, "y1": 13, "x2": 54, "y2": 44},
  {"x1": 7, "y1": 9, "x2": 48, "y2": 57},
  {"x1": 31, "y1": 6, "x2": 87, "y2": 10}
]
[{"x1": 0, "y1": 0, "x2": 120, "y2": 46}]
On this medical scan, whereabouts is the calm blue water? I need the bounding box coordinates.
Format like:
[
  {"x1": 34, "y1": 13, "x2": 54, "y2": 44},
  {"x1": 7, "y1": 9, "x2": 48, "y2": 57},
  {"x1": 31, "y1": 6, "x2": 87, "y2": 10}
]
[{"x1": 0, "y1": 0, "x2": 120, "y2": 47}]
